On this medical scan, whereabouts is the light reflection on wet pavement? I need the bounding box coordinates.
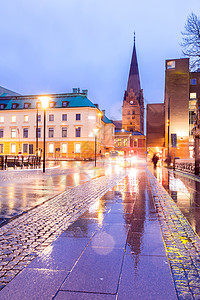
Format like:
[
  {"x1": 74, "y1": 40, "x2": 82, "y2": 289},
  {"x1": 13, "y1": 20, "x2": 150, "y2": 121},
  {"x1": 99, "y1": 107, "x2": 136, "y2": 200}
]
[
  {"x1": 0, "y1": 161, "x2": 107, "y2": 227},
  {"x1": 151, "y1": 166, "x2": 200, "y2": 238}
]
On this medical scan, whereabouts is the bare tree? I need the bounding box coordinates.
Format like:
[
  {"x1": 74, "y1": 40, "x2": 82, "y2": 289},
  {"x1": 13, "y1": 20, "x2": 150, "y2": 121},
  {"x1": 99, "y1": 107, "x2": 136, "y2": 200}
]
[{"x1": 181, "y1": 13, "x2": 200, "y2": 71}]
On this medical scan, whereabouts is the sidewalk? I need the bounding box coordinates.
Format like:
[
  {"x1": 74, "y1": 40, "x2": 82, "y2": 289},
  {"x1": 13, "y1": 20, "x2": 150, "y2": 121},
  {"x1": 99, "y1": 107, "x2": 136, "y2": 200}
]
[{"x1": 0, "y1": 164, "x2": 194, "y2": 299}]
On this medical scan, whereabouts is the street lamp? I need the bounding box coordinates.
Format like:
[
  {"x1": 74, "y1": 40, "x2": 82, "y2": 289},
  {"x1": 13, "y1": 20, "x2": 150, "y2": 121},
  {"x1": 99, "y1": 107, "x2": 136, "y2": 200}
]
[
  {"x1": 93, "y1": 128, "x2": 99, "y2": 167},
  {"x1": 39, "y1": 96, "x2": 50, "y2": 173}
]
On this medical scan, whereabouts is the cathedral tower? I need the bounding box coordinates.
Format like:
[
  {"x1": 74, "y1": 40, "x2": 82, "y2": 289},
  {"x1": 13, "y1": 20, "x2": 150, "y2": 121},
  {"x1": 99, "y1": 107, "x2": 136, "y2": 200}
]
[{"x1": 122, "y1": 36, "x2": 144, "y2": 134}]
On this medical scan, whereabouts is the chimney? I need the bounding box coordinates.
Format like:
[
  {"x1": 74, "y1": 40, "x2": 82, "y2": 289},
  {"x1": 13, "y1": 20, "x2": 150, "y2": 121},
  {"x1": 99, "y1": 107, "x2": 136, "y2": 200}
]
[
  {"x1": 72, "y1": 88, "x2": 77, "y2": 93},
  {"x1": 102, "y1": 109, "x2": 105, "y2": 115},
  {"x1": 82, "y1": 89, "x2": 88, "y2": 96},
  {"x1": 94, "y1": 104, "x2": 99, "y2": 109}
]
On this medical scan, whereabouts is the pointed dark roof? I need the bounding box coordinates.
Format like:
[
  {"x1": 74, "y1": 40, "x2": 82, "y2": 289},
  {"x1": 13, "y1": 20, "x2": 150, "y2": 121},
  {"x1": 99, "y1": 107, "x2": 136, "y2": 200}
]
[{"x1": 127, "y1": 36, "x2": 141, "y2": 93}]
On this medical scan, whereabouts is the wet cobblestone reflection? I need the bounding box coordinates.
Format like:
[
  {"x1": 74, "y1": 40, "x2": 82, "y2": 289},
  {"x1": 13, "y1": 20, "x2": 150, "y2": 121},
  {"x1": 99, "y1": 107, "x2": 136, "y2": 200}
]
[{"x1": 148, "y1": 170, "x2": 200, "y2": 299}]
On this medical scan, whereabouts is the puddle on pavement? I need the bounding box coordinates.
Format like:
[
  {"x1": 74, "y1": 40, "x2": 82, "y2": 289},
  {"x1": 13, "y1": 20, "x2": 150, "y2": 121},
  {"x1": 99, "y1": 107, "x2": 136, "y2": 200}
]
[{"x1": 152, "y1": 166, "x2": 200, "y2": 238}]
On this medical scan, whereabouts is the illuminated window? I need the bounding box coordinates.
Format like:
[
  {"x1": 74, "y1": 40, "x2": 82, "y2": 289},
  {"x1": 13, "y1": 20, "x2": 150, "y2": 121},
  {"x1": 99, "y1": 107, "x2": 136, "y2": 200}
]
[
  {"x1": 124, "y1": 139, "x2": 127, "y2": 147},
  {"x1": 11, "y1": 128, "x2": 16, "y2": 138},
  {"x1": 49, "y1": 114, "x2": 54, "y2": 121},
  {"x1": 11, "y1": 116, "x2": 16, "y2": 122},
  {"x1": 49, "y1": 143, "x2": 54, "y2": 153},
  {"x1": 11, "y1": 143, "x2": 16, "y2": 153},
  {"x1": 62, "y1": 127, "x2": 67, "y2": 138},
  {"x1": 23, "y1": 128, "x2": 28, "y2": 138},
  {"x1": 190, "y1": 78, "x2": 197, "y2": 85},
  {"x1": 0, "y1": 116, "x2": 4, "y2": 123},
  {"x1": 49, "y1": 128, "x2": 54, "y2": 138},
  {"x1": 0, "y1": 144, "x2": 3, "y2": 153},
  {"x1": 62, "y1": 114, "x2": 67, "y2": 121},
  {"x1": 24, "y1": 115, "x2": 28, "y2": 122},
  {"x1": 167, "y1": 61, "x2": 175, "y2": 69},
  {"x1": 0, "y1": 129, "x2": 3, "y2": 138},
  {"x1": 134, "y1": 140, "x2": 137, "y2": 147},
  {"x1": 118, "y1": 139, "x2": 121, "y2": 147},
  {"x1": 190, "y1": 93, "x2": 197, "y2": 99},
  {"x1": 75, "y1": 143, "x2": 81, "y2": 153},
  {"x1": 75, "y1": 127, "x2": 81, "y2": 137},
  {"x1": 62, "y1": 143, "x2": 67, "y2": 153}
]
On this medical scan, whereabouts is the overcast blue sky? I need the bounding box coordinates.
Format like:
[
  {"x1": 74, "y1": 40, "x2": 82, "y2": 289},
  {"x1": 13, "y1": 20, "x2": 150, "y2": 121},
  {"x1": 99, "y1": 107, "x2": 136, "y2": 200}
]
[{"x1": 0, "y1": 0, "x2": 199, "y2": 120}]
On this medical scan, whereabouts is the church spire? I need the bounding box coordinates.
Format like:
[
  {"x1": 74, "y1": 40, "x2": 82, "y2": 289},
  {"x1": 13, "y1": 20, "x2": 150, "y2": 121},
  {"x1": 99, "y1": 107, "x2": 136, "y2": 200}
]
[{"x1": 127, "y1": 34, "x2": 141, "y2": 94}]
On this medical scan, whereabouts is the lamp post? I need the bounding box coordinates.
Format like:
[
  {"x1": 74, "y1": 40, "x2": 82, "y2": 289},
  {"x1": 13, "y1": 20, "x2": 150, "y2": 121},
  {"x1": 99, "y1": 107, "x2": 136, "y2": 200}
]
[
  {"x1": 93, "y1": 128, "x2": 99, "y2": 167},
  {"x1": 39, "y1": 96, "x2": 50, "y2": 173}
]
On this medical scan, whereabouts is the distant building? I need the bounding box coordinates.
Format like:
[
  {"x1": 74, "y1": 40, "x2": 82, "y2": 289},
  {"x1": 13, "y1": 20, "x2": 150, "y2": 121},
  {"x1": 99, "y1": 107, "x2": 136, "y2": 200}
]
[
  {"x1": 0, "y1": 88, "x2": 115, "y2": 159},
  {"x1": 146, "y1": 103, "x2": 165, "y2": 156},
  {"x1": 114, "y1": 36, "x2": 146, "y2": 157}
]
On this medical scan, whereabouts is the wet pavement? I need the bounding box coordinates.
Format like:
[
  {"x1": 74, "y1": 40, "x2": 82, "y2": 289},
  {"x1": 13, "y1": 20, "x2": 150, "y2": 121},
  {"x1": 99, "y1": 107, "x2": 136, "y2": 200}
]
[
  {"x1": 1, "y1": 161, "x2": 200, "y2": 298},
  {"x1": 0, "y1": 161, "x2": 106, "y2": 226},
  {"x1": 0, "y1": 163, "x2": 177, "y2": 299}
]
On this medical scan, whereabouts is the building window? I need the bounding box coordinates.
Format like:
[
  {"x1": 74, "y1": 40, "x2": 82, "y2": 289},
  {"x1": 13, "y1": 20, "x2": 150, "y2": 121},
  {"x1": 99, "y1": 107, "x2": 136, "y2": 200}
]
[
  {"x1": 24, "y1": 103, "x2": 30, "y2": 109},
  {"x1": 132, "y1": 110, "x2": 135, "y2": 115},
  {"x1": 124, "y1": 139, "x2": 127, "y2": 147},
  {"x1": 62, "y1": 114, "x2": 67, "y2": 121},
  {"x1": 62, "y1": 127, "x2": 67, "y2": 138},
  {"x1": 50, "y1": 102, "x2": 55, "y2": 108},
  {"x1": 24, "y1": 115, "x2": 28, "y2": 122},
  {"x1": 62, "y1": 143, "x2": 67, "y2": 153},
  {"x1": 23, "y1": 128, "x2": 28, "y2": 138},
  {"x1": 23, "y1": 144, "x2": 28, "y2": 153},
  {"x1": 11, "y1": 143, "x2": 16, "y2": 153},
  {"x1": 0, "y1": 129, "x2": 3, "y2": 138},
  {"x1": 36, "y1": 128, "x2": 41, "y2": 138},
  {"x1": 37, "y1": 115, "x2": 41, "y2": 122},
  {"x1": 11, "y1": 116, "x2": 16, "y2": 122},
  {"x1": 76, "y1": 113, "x2": 81, "y2": 121},
  {"x1": 49, "y1": 114, "x2": 54, "y2": 121},
  {"x1": 62, "y1": 101, "x2": 68, "y2": 107},
  {"x1": 29, "y1": 144, "x2": 33, "y2": 154},
  {"x1": 118, "y1": 139, "x2": 121, "y2": 147},
  {"x1": 132, "y1": 116, "x2": 135, "y2": 119},
  {"x1": 75, "y1": 143, "x2": 81, "y2": 153},
  {"x1": 134, "y1": 140, "x2": 137, "y2": 147},
  {"x1": 49, "y1": 128, "x2": 54, "y2": 138},
  {"x1": 190, "y1": 92, "x2": 197, "y2": 99},
  {"x1": 167, "y1": 60, "x2": 175, "y2": 69},
  {"x1": 190, "y1": 78, "x2": 197, "y2": 85},
  {"x1": 37, "y1": 102, "x2": 41, "y2": 108},
  {"x1": 0, "y1": 116, "x2": 4, "y2": 123},
  {"x1": 128, "y1": 111, "x2": 130, "y2": 115},
  {"x1": 49, "y1": 143, "x2": 54, "y2": 153},
  {"x1": 11, "y1": 128, "x2": 16, "y2": 138},
  {"x1": 75, "y1": 127, "x2": 81, "y2": 137},
  {"x1": 0, "y1": 104, "x2": 5, "y2": 109},
  {"x1": 12, "y1": 103, "x2": 18, "y2": 109},
  {"x1": 0, "y1": 144, "x2": 3, "y2": 153}
]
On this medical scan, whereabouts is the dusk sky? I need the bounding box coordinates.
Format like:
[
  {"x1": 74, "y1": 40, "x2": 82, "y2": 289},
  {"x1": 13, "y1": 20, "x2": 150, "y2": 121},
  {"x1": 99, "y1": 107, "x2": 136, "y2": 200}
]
[{"x1": 0, "y1": 0, "x2": 199, "y2": 121}]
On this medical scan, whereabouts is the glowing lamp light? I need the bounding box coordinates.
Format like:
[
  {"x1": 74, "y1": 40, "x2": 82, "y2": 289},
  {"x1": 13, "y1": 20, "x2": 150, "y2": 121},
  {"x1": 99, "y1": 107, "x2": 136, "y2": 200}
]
[
  {"x1": 39, "y1": 96, "x2": 51, "y2": 109},
  {"x1": 93, "y1": 128, "x2": 99, "y2": 135}
]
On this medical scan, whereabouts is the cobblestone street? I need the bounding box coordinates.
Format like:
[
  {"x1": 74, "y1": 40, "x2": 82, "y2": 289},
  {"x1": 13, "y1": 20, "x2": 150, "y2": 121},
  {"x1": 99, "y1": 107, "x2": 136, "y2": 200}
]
[
  {"x1": 0, "y1": 165, "x2": 126, "y2": 290},
  {"x1": 1, "y1": 162, "x2": 200, "y2": 299}
]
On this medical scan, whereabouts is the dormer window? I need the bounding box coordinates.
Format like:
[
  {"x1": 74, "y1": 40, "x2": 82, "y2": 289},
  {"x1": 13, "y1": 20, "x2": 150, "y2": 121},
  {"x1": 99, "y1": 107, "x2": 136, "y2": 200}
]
[
  {"x1": 0, "y1": 104, "x2": 5, "y2": 109},
  {"x1": 50, "y1": 102, "x2": 55, "y2": 108},
  {"x1": 24, "y1": 103, "x2": 30, "y2": 109},
  {"x1": 62, "y1": 101, "x2": 68, "y2": 107},
  {"x1": 12, "y1": 103, "x2": 18, "y2": 109}
]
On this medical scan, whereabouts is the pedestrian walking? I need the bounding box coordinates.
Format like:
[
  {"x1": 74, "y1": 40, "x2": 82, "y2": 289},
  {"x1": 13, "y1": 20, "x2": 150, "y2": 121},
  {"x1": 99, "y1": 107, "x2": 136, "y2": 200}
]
[{"x1": 152, "y1": 153, "x2": 159, "y2": 168}]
